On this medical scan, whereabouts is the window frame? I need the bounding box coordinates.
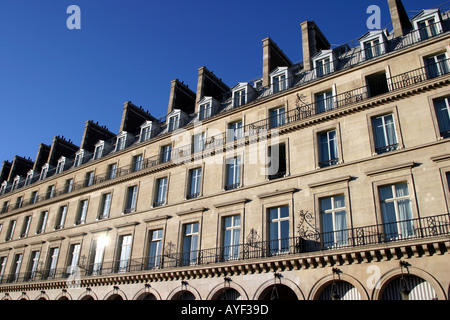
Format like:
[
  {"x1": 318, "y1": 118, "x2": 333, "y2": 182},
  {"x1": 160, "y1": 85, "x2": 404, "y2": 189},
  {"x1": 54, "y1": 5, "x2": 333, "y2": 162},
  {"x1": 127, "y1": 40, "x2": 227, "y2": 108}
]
[{"x1": 366, "y1": 106, "x2": 403, "y2": 156}]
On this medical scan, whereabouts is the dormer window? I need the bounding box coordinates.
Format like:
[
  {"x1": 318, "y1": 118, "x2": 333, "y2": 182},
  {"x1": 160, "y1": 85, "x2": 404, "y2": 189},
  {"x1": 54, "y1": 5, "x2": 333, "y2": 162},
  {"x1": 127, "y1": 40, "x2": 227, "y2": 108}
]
[
  {"x1": 40, "y1": 164, "x2": 49, "y2": 180},
  {"x1": 11, "y1": 176, "x2": 21, "y2": 191},
  {"x1": 359, "y1": 30, "x2": 387, "y2": 60},
  {"x1": 0, "y1": 181, "x2": 7, "y2": 195},
  {"x1": 412, "y1": 9, "x2": 442, "y2": 41},
  {"x1": 167, "y1": 110, "x2": 186, "y2": 132},
  {"x1": 312, "y1": 50, "x2": 335, "y2": 77},
  {"x1": 270, "y1": 67, "x2": 290, "y2": 93},
  {"x1": 56, "y1": 157, "x2": 66, "y2": 174},
  {"x1": 231, "y1": 82, "x2": 255, "y2": 108},
  {"x1": 197, "y1": 97, "x2": 218, "y2": 121},
  {"x1": 93, "y1": 140, "x2": 105, "y2": 160},
  {"x1": 140, "y1": 120, "x2": 160, "y2": 143},
  {"x1": 25, "y1": 170, "x2": 34, "y2": 186},
  {"x1": 73, "y1": 150, "x2": 85, "y2": 168},
  {"x1": 115, "y1": 132, "x2": 130, "y2": 152}
]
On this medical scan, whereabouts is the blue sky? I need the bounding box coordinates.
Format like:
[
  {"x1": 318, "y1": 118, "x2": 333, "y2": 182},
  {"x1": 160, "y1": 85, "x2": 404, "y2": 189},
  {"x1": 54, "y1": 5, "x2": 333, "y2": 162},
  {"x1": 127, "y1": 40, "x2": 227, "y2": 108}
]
[{"x1": 0, "y1": 0, "x2": 447, "y2": 165}]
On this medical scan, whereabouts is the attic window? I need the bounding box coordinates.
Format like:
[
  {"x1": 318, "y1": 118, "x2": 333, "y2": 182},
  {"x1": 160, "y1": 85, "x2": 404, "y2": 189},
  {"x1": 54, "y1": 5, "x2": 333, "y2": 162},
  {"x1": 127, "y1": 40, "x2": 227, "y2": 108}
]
[
  {"x1": 168, "y1": 114, "x2": 180, "y2": 132},
  {"x1": 56, "y1": 157, "x2": 66, "y2": 174},
  {"x1": 412, "y1": 10, "x2": 442, "y2": 41},
  {"x1": 233, "y1": 89, "x2": 246, "y2": 107},
  {"x1": 40, "y1": 164, "x2": 49, "y2": 180},
  {"x1": 140, "y1": 122, "x2": 153, "y2": 142},
  {"x1": 199, "y1": 102, "x2": 211, "y2": 120},
  {"x1": 73, "y1": 150, "x2": 84, "y2": 167},
  {"x1": 312, "y1": 51, "x2": 335, "y2": 78},
  {"x1": 93, "y1": 141, "x2": 104, "y2": 160},
  {"x1": 270, "y1": 67, "x2": 290, "y2": 93},
  {"x1": 359, "y1": 31, "x2": 387, "y2": 60},
  {"x1": 115, "y1": 132, "x2": 129, "y2": 152}
]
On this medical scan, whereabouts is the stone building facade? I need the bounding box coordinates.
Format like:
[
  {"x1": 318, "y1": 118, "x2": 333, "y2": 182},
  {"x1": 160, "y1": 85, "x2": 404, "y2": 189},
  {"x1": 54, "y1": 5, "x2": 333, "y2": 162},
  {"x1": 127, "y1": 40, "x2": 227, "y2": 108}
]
[{"x1": 0, "y1": 0, "x2": 449, "y2": 300}]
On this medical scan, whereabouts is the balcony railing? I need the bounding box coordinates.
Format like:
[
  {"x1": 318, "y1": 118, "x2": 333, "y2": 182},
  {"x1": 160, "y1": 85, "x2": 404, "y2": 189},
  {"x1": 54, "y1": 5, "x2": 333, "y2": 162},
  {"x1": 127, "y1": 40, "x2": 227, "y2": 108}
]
[{"x1": 1, "y1": 213, "x2": 448, "y2": 285}]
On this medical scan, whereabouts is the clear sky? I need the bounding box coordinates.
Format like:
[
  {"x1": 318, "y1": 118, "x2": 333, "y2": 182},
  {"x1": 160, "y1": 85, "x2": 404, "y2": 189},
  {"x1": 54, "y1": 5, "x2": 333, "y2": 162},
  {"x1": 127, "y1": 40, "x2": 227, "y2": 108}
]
[{"x1": 0, "y1": 0, "x2": 448, "y2": 165}]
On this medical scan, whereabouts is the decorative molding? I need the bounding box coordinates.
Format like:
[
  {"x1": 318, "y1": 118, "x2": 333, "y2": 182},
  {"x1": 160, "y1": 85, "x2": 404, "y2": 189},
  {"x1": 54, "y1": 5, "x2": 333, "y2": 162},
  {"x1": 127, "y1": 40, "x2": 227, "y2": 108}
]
[
  {"x1": 365, "y1": 161, "x2": 415, "y2": 176},
  {"x1": 175, "y1": 207, "x2": 208, "y2": 216},
  {"x1": 308, "y1": 175, "x2": 352, "y2": 188},
  {"x1": 214, "y1": 198, "x2": 249, "y2": 208},
  {"x1": 257, "y1": 188, "x2": 297, "y2": 199}
]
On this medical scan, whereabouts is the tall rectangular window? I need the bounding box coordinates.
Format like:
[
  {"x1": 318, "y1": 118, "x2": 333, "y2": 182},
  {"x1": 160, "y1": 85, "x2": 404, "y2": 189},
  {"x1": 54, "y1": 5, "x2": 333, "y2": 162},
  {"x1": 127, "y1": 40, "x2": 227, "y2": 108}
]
[
  {"x1": 223, "y1": 215, "x2": 241, "y2": 261},
  {"x1": 76, "y1": 200, "x2": 89, "y2": 225},
  {"x1": 20, "y1": 215, "x2": 32, "y2": 238},
  {"x1": 228, "y1": 121, "x2": 243, "y2": 141},
  {"x1": 193, "y1": 133, "x2": 205, "y2": 153},
  {"x1": 187, "y1": 168, "x2": 202, "y2": 199},
  {"x1": 30, "y1": 191, "x2": 38, "y2": 204},
  {"x1": 433, "y1": 97, "x2": 450, "y2": 138},
  {"x1": 11, "y1": 253, "x2": 23, "y2": 282},
  {"x1": 90, "y1": 238, "x2": 106, "y2": 276},
  {"x1": 268, "y1": 143, "x2": 287, "y2": 180},
  {"x1": 85, "y1": 171, "x2": 95, "y2": 187},
  {"x1": 161, "y1": 145, "x2": 172, "y2": 163},
  {"x1": 93, "y1": 143, "x2": 104, "y2": 160},
  {"x1": 0, "y1": 256, "x2": 7, "y2": 282},
  {"x1": 182, "y1": 223, "x2": 199, "y2": 266},
  {"x1": 66, "y1": 244, "x2": 81, "y2": 276},
  {"x1": 320, "y1": 195, "x2": 348, "y2": 248},
  {"x1": 65, "y1": 178, "x2": 74, "y2": 193},
  {"x1": 364, "y1": 39, "x2": 381, "y2": 59},
  {"x1": 140, "y1": 125, "x2": 152, "y2": 142},
  {"x1": 125, "y1": 186, "x2": 138, "y2": 213},
  {"x1": 168, "y1": 115, "x2": 179, "y2": 132},
  {"x1": 199, "y1": 103, "x2": 211, "y2": 120},
  {"x1": 108, "y1": 163, "x2": 117, "y2": 180},
  {"x1": 133, "y1": 155, "x2": 143, "y2": 172},
  {"x1": 225, "y1": 157, "x2": 241, "y2": 190},
  {"x1": 154, "y1": 178, "x2": 167, "y2": 207},
  {"x1": 26, "y1": 250, "x2": 40, "y2": 281},
  {"x1": 372, "y1": 113, "x2": 398, "y2": 154},
  {"x1": 318, "y1": 130, "x2": 339, "y2": 167},
  {"x1": 46, "y1": 247, "x2": 59, "y2": 279},
  {"x1": 36, "y1": 211, "x2": 48, "y2": 234},
  {"x1": 272, "y1": 73, "x2": 287, "y2": 93},
  {"x1": 55, "y1": 205, "x2": 67, "y2": 230},
  {"x1": 116, "y1": 135, "x2": 126, "y2": 152},
  {"x1": 425, "y1": 53, "x2": 449, "y2": 79},
  {"x1": 147, "y1": 229, "x2": 163, "y2": 269},
  {"x1": 268, "y1": 206, "x2": 289, "y2": 255},
  {"x1": 379, "y1": 183, "x2": 414, "y2": 240},
  {"x1": 316, "y1": 57, "x2": 331, "y2": 77},
  {"x1": 117, "y1": 235, "x2": 132, "y2": 273},
  {"x1": 15, "y1": 196, "x2": 23, "y2": 209},
  {"x1": 315, "y1": 91, "x2": 334, "y2": 113},
  {"x1": 99, "y1": 193, "x2": 112, "y2": 219},
  {"x1": 233, "y1": 89, "x2": 246, "y2": 107},
  {"x1": 5, "y1": 220, "x2": 16, "y2": 241},
  {"x1": 46, "y1": 185, "x2": 55, "y2": 199},
  {"x1": 269, "y1": 107, "x2": 286, "y2": 128}
]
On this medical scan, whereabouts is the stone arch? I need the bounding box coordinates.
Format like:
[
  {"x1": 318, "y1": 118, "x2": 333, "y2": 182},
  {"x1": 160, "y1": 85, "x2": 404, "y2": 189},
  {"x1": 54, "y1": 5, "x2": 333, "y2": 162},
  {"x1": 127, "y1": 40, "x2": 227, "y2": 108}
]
[
  {"x1": 133, "y1": 286, "x2": 162, "y2": 300},
  {"x1": 18, "y1": 292, "x2": 29, "y2": 300},
  {"x1": 309, "y1": 273, "x2": 369, "y2": 300},
  {"x1": 55, "y1": 291, "x2": 72, "y2": 300},
  {"x1": 167, "y1": 283, "x2": 201, "y2": 300},
  {"x1": 1, "y1": 294, "x2": 11, "y2": 300},
  {"x1": 373, "y1": 266, "x2": 446, "y2": 300},
  {"x1": 78, "y1": 289, "x2": 98, "y2": 300},
  {"x1": 207, "y1": 281, "x2": 249, "y2": 300},
  {"x1": 36, "y1": 292, "x2": 50, "y2": 300},
  {"x1": 104, "y1": 288, "x2": 127, "y2": 301},
  {"x1": 253, "y1": 277, "x2": 304, "y2": 300}
]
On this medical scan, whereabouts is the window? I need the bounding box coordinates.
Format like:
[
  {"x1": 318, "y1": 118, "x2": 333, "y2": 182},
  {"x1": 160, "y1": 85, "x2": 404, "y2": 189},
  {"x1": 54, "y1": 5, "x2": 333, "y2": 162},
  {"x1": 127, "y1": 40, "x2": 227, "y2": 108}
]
[
  {"x1": 233, "y1": 89, "x2": 246, "y2": 107},
  {"x1": 93, "y1": 142, "x2": 104, "y2": 160},
  {"x1": 168, "y1": 114, "x2": 180, "y2": 132},
  {"x1": 73, "y1": 150, "x2": 84, "y2": 168},
  {"x1": 46, "y1": 185, "x2": 55, "y2": 199},
  {"x1": 0, "y1": 256, "x2": 7, "y2": 282},
  {"x1": 36, "y1": 211, "x2": 48, "y2": 234},
  {"x1": 40, "y1": 165, "x2": 48, "y2": 180},
  {"x1": 318, "y1": 130, "x2": 339, "y2": 167},
  {"x1": 320, "y1": 195, "x2": 348, "y2": 248},
  {"x1": 133, "y1": 155, "x2": 143, "y2": 172},
  {"x1": 379, "y1": 183, "x2": 414, "y2": 240},
  {"x1": 228, "y1": 121, "x2": 243, "y2": 141},
  {"x1": 85, "y1": 171, "x2": 95, "y2": 187},
  {"x1": 199, "y1": 103, "x2": 211, "y2": 120},
  {"x1": 55, "y1": 206, "x2": 67, "y2": 230},
  {"x1": 67, "y1": 244, "x2": 81, "y2": 276},
  {"x1": 26, "y1": 250, "x2": 40, "y2": 281},
  {"x1": 30, "y1": 191, "x2": 38, "y2": 204},
  {"x1": 433, "y1": 97, "x2": 450, "y2": 138},
  {"x1": 116, "y1": 134, "x2": 127, "y2": 152},
  {"x1": 364, "y1": 39, "x2": 382, "y2": 60},
  {"x1": 148, "y1": 229, "x2": 163, "y2": 269},
  {"x1": 116, "y1": 235, "x2": 132, "y2": 273},
  {"x1": 315, "y1": 90, "x2": 334, "y2": 113},
  {"x1": 11, "y1": 253, "x2": 23, "y2": 282},
  {"x1": 154, "y1": 177, "x2": 168, "y2": 207},
  {"x1": 25, "y1": 171, "x2": 34, "y2": 186},
  {"x1": 15, "y1": 196, "x2": 23, "y2": 209},
  {"x1": 269, "y1": 107, "x2": 286, "y2": 128},
  {"x1": 366, "y1": 72, "x2": 389, "y2": 97},
  {"x1": 140, "y1": 124, "x2": 152, "y2": 142},
  {"x1": 124, "y1": 186, "x2": 138, "y2": 213},
  {"x1": 11, "y1": 176, "x2": 20, "y2": 191},
  {"x1": 108, "y1": 163, "x2": 117, "y2": 180},
  {"x1": 272, "y1": 73, "x2": 287, "y2": 93},
  {"x1": 193, "y1": 132, "x2": 206, "y2": 153},
  {"x1": 161, "y1": 145, "x2": 172, "y2": 163},
  {"x1": 225, "y1": 157, "x2": 241, "y2": 190},
  {"x1": 1, "y1": 201, "x2": 9, "y2": 214},
  {"x1": 46, "y1": 247, "x2": 59, "y2": 279},
  {"x1": 98, "y1": 193, "x2": 112, "y2": 219},
  {"x1": 223, "y1": 215, "x2": 241, "y2": 261},
  {"x1": 76, "y1": 200, "x2": 89, "y2": 225},
  {"x1": 5, "y1": 220, "x2": 16, "y2": 241},
  {"x1": 65, "y1": 178, "x2": 74, "y2": 193},
  {"x1": 317, "y1": 57, "x2": 331, "y2": 77},
  {"x1": 20, "y1": 215, "x2": 32, "y2": 238},
  {"x1": 90, "y1": 237, "x2": 106, "y2": 275},
  {"x1": 182, "y1": 223, "x2": 199, "y2": 265},
  {"x1": 425, "y1": 53, "x2": 449, "y2": 79},
  {"x1": 268, "y1": 143, "x2": 287, "y2": 180},
  {"x1": 187, "y1": 168, "x2": 202, "y2": 199},
  {"x1": 372, "y1": 113, "x2": 398, "y2": 154},
  {"x1": 268, "y1": 206, "x2": 289, "y2": 255},
  {"x1": 417, "y1": 17, "x2": 439, "y2": 40}
]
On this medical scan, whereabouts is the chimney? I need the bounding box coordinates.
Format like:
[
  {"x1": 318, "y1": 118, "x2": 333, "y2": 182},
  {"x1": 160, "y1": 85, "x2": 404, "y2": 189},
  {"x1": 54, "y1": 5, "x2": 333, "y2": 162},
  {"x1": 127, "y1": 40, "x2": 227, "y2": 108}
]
[
  {"x1": 167, "y1": 79, "x2": 196, "y2": 115},
  {"x1": 262, "y1": 37, "x2": 293, "y2": 87},
  {"x1": 0, "y1": 161, "x2": 12, "y2": 183},
  {"x1": 300, "y1": 20, "x2": 330, "y2": 71},
  {"x1": 119, "y1": 101, "x2": 157, "y2": 134},
  {"x1": 80, "y1": 120, "x2": 116, "y2": 152},
  {"x1": 32, "y1": 143, "x2": 51, "y2": 171},
  {"x1": 195, "y1": 66, "x2": 230, "y2": 105},
  {"x1": 387, "y1": 0, "x2": 412, "y2": 37}
]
